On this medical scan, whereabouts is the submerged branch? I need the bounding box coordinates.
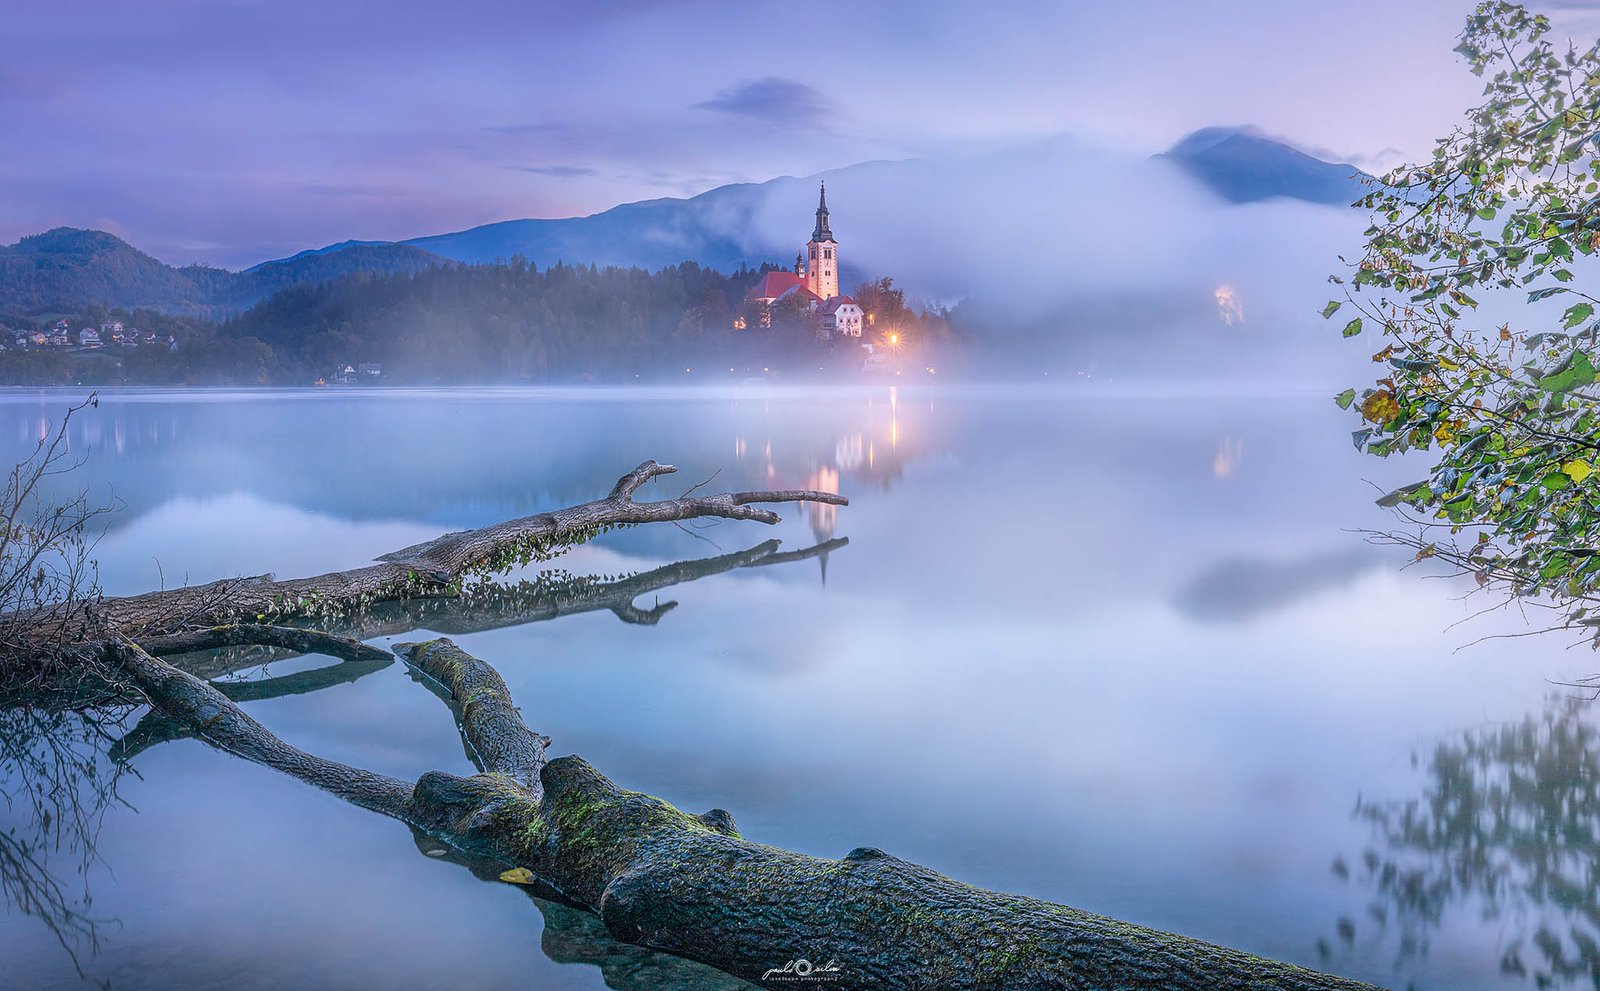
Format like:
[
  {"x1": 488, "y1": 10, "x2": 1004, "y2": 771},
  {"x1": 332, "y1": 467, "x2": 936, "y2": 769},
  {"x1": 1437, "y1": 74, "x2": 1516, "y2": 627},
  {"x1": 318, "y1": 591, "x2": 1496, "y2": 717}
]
[
  {"x1": 132, "y1": 624, "x2": 389, "y2": 662},
  {"x1": 104, "y1": 640, "x2": 416, "y2": 821}
]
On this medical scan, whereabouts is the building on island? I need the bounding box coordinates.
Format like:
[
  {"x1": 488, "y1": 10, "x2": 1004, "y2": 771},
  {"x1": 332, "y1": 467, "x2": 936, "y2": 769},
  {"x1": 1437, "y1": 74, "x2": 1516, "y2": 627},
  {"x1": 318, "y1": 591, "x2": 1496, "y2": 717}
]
[
  {"x1": 817, "y1": 295, "x2": 864, "y2": 340},
  {"x1": 744, "y1": 181, "x2": 864, "y2": 340},
  {"x1": 804, "y1": 182, "x2": 838, "y2": 300},
  {"x1": 747, "y1": 269, "x2": 820, "y2": 308}
]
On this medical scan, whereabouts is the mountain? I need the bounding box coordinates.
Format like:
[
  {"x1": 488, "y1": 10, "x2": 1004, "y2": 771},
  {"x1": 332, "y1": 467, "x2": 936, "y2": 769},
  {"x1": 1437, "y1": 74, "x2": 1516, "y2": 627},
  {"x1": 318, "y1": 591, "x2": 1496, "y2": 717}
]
[
  {"x1": 0, "y1": 128, "x2": 1372, "y2": 317},
  {"x1": 0, "y1": 228, "x2": 229, "y2": 316},
  {"x1": 0, "y1": 228, "x2": 446, "y2": 317},
  {"x1": 291, "y1": 133, "x2": 1366, "y2": 273},
  {"x1": 231, "y1": 242, "x2": 445, "y2": 305},
  {"x1": 271, "y1": 171, "x2": 873, "y2": 289},
  {"x1": 1155, "y1": 126, "x2": 1370, "y2": 205},
  {"x1": 401, "y1": 183, "x2": 771, "y2": 270}
]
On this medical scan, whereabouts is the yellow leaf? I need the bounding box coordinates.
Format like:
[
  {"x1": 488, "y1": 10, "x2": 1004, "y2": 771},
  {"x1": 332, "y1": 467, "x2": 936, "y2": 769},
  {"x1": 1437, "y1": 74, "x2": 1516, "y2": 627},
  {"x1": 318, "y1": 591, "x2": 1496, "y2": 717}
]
[
  {"x1": 1361, "y1": 390, "x2": 1400, "y2": 423},
  {"x1": 499, "y1": 867, "x2": 537, "y2": 885},
  {"x1": 1563, "y1": 459, "x2": 1593, "y2": 483}
]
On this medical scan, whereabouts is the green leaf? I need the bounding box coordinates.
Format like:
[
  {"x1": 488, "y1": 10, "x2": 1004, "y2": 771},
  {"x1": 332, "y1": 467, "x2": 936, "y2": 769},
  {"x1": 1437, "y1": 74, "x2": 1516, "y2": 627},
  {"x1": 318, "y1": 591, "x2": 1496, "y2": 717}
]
[
  {"x1": 1334, "y1": 388, "x2": 1357, "y2": 410},
  {"x1": 1538, "y1": 350, "x2": 1598, "y2": 393},
  {"x1": 1322, "y1": 300, "x2": 1342, "y2": 319},
  {"x1": 1376, "y1": 480, "x2": 1431, "y2": 508},
  {"x1": 1564, "y1": 302, "x2": 1595, "y2": 328},
  {"x1": 1342, "y1": 318, "x2": 1364, "y2": 338}
]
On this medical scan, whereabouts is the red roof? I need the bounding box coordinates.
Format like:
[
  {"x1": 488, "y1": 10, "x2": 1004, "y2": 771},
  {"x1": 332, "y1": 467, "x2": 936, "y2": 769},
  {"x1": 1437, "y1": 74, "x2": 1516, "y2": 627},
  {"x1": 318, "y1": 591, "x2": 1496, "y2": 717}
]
[
  {"x1": 747, "y1": 271, "x2": 804, "y2": 300},
  {"x1": 817, "y1": 295, "x2": 859, "y2": 314}
]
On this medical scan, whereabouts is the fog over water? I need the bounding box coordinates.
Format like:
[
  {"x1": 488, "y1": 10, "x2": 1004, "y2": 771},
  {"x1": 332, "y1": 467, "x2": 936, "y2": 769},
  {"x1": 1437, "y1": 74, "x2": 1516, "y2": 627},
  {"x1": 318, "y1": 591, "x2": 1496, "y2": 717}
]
[
  {"x1": 725, "y1": 139, "x2": 1377, "y2": 379},
  {"x1": 0, "y1": 384, "x2": 1594, "y2": 991}
]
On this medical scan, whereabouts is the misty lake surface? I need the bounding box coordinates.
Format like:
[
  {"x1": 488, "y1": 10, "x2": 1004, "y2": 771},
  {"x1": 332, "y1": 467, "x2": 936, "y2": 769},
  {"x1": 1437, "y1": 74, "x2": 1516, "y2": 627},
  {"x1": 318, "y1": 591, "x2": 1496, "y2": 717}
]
[{"x1": 2, "y1": 383, "x2": 1597, "y2": 991}]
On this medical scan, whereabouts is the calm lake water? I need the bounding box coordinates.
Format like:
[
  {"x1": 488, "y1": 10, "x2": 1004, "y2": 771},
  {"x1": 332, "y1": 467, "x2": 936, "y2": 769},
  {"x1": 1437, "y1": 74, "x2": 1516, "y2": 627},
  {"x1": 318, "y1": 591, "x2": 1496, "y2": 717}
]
[{"x1": 1, "y1": 384, "x2": 1596, "y2": 991}]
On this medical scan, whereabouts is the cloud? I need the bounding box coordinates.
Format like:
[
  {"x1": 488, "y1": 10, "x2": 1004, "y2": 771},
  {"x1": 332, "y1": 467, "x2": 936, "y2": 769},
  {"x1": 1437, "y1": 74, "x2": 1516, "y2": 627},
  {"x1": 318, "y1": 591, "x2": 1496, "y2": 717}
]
[
  {"x1": 693, "y1": 77, "x2": 834, "y2": 128},
  {"x1": 503, "y1": 164, "x2": 597, "y2": 178},
  {"x1": 1172, "y1": 549, "x2": 1382, "y2": 623},
  {"x1": 482, "y1": 122, "x2": 573, "y2": 136}
]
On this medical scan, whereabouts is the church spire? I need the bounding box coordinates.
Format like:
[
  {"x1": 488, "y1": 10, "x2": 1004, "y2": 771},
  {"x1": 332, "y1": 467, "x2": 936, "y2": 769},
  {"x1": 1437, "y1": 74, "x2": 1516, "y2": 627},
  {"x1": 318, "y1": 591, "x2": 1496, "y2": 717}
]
[
  {"x1": 804, "y1": 180, "x2": 838, "y2": 299},
  {"x1": 811, "y1": 181, "x2": 834, "y2": 243}
]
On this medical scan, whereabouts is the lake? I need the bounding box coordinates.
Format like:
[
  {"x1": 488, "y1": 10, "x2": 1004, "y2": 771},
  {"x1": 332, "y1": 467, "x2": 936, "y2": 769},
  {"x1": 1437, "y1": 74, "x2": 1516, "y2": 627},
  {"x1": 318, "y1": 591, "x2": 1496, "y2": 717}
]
[{"x1": 0, "y1": 383, "x2": 1593, "y2": 991}]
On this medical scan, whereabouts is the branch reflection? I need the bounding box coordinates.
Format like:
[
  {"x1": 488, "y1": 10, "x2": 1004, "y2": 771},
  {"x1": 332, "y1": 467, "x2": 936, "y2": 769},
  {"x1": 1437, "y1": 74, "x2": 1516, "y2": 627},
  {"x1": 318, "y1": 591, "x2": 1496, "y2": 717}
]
[{"x1": 1327, "y1": 696, "x2": 1600, "y2": 989}]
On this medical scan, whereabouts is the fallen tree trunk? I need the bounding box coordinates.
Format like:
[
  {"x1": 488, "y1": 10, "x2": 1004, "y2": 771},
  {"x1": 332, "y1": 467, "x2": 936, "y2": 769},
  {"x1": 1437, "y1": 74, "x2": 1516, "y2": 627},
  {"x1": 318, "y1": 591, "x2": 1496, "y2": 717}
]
[
  {"x1": 107, "y1": 634, "x2": 1384, "y2": 991},
  {"x1": 7, "y1": 623, "x2": 394, "y2": 710},
  {"x1": 73, "y1": 461, "x2": 846, "y2": 638},
  {"x1": 102, "y1": 539, "x2": 842, "y2": 757},
  {"x1": 2, "y1": 462, "x2": 844, "y2": 704}
]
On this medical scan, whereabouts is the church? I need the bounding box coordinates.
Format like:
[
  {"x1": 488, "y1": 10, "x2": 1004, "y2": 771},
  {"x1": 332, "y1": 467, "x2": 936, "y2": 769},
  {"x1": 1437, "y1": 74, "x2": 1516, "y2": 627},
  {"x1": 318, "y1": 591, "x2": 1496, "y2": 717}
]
[{"x1": 745, "y1": 182, "x2": 865, "y2": 340}]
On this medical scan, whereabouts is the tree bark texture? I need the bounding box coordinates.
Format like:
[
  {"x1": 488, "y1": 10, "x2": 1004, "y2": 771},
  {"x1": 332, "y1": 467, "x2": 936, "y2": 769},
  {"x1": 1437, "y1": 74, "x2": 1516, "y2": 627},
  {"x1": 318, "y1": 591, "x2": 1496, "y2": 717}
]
[{"x1": 107, "y1": 633, "x2": 1385, "y2": 991}]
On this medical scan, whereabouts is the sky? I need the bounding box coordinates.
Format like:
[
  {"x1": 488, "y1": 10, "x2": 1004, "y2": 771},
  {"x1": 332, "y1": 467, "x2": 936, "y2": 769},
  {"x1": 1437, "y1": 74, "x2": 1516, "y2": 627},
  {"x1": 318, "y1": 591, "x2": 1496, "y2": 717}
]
[{"x1": 5, "y1": 0, "x2": 1600, "y2": 269}]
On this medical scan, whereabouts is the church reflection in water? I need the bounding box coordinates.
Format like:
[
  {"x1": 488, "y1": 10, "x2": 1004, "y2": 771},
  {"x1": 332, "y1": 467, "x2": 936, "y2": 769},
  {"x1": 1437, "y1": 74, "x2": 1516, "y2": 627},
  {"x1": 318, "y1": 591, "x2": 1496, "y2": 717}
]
[
  {"x1": 0, "y1": 386, "x2": 933, "y2": 566},
  {"x1": 1326, "y1": 695, "x2": 1600, "y2": 990},
  {"x1": 731, "y1": 386, "x2": 921, "y2": 586}
]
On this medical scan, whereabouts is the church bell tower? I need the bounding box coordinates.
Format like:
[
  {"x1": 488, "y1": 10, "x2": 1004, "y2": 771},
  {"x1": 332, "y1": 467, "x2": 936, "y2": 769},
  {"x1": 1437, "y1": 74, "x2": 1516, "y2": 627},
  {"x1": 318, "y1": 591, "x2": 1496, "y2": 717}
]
[{"x1": 805, "y1": 182, "x2": 838, "y2": 300}]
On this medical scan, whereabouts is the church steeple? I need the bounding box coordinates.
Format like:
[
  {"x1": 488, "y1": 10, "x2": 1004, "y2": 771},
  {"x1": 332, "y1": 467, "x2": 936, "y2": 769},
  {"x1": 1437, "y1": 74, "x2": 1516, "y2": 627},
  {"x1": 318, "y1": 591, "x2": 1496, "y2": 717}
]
[
  {"x1": 805, "y1": 181, "x2": 838, "y2": 299},
  {"x1": 811, "y1": 182, "x2": 834, "y2": 243}
]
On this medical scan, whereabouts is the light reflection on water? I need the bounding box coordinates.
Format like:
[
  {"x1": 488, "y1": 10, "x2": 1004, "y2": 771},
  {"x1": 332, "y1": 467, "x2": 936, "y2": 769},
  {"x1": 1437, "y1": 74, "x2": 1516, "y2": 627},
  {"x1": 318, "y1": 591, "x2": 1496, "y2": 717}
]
[{"x1": 0, "y1": 384, "x2": 1595, "y2": 991}]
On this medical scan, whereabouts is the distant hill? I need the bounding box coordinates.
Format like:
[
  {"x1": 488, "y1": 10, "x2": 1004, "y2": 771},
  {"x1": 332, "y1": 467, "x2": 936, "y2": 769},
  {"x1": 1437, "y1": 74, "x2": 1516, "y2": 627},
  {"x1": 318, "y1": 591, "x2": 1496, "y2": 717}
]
[
  {"x1": 231, "y1": 242, "x2": 445, "y2": 305},
  {"x1": 1155, "y1": 126, "x2": 1370, "y2": 205},
  {"x1": 402, "y1": 183, "x2": 769, "y2": 270},
  {"x1": 0, "y1": 228, "x2": 446, "y2": 317},
  {"x1": 0, "y1": 228, "x2": 227, "y2": 316},
  {"x1": 278, "y1": 169, "x2": 900, "y2": 280}
]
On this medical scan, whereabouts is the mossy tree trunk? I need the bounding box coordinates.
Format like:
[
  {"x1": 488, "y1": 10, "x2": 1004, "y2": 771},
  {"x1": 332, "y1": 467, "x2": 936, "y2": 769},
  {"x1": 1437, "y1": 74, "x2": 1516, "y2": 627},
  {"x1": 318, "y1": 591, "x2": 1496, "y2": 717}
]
[{"x1": 108, "y1": 634, "x2": 1384, "y2": 991}]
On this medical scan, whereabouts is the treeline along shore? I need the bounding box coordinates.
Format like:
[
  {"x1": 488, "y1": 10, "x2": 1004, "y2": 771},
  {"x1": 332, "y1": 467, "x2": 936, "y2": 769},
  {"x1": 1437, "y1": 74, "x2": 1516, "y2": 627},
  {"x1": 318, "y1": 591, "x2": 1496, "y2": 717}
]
[{"x1": 0, "y1": 260, "x2": 963, "y2": 386}]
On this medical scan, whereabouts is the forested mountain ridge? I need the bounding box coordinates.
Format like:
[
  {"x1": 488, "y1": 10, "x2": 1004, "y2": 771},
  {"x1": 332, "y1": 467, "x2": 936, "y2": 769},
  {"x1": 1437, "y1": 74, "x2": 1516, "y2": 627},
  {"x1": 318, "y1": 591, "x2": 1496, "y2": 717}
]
[{"x1": 0, "y1": 228, "x2": 446, "y2": 317}]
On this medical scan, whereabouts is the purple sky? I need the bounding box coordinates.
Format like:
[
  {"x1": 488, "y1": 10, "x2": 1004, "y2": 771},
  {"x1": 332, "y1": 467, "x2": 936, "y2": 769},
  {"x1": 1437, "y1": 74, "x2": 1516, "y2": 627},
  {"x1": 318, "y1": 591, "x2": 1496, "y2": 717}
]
[{"x1": 5, "y1": 0, "x2": 1598, "y2": 268}]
